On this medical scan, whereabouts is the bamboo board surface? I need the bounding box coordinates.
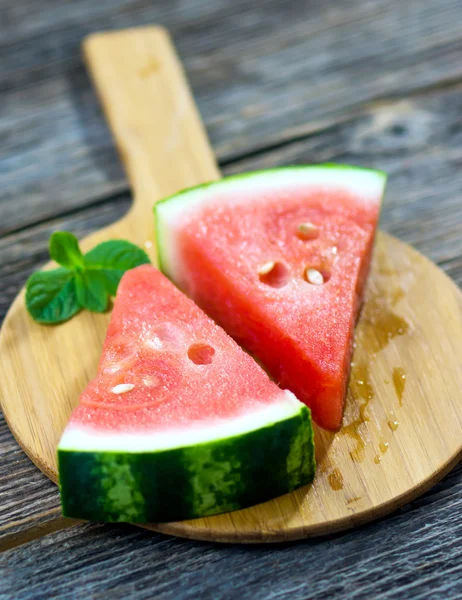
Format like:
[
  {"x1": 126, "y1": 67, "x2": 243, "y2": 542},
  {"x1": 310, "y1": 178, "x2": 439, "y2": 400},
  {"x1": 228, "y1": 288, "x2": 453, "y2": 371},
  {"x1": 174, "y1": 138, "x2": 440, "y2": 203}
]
[{"x1": 0, "y1": 27, "x2": 461, "y2": 543}]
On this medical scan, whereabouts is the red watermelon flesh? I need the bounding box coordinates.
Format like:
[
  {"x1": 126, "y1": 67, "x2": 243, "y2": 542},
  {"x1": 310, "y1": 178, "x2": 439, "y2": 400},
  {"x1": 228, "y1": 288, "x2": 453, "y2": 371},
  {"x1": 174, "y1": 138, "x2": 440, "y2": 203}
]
[
  {"x1": 67, "y1": 265, "x2": 302, "y2": 434},
  {"x1": 156, "y1": 166, "x2": 386, "y2": 431},
  {"x1": 58, "y1": 265, "x2": 314, "y2": 523}
]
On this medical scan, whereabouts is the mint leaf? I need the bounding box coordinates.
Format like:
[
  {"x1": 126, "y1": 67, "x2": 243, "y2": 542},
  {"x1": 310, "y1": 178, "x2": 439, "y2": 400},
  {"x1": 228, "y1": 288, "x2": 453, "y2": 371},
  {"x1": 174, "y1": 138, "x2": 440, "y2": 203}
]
[
  {"x1": 84, "y1": 240, "x2": 150, "y2": 295},
  {"x1": 75, "y1": 270, "x2": 109, "y2": 313},
  {"x1": 25, "y1": 268, "x2": 80, "y2": 324},
  {"x1": 49, "y1": 232, "x2": 84, "y2": 270},
  {"x1": 26, "y1": 234, "x2": 151, "y2": 324}
]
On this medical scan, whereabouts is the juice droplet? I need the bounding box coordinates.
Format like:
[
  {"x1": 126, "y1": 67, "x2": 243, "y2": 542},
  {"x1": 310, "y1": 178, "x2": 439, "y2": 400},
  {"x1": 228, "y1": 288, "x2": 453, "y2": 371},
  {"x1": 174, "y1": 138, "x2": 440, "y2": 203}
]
[
  {"x1": 343, "y1": 248, "x2": 409, "y2": 463},
  {"x1": 379, "y1": 439, "x2": 390, "y2": 454},
  {"x1": 374, "y1": 439, "x2": 389, "y2": 464},
  {"x1": 355, "y1": 253, "x2": 410, "y2": 356},
  {"x1": 364, "y1": 302, "x2": 409, "y2": 354},
  {"x1": 388, "y1": 419, "x2": 399, "y2": 432},
  {"x1": 354, "y1": 364, "x2": 374, "y2": 418},
  {"x1": 341, "y1": 363, "x2": 375, "y2": 462},
  {"x1": 328, "y1": 468, "x2": 344, "y2": 491},
  {"x1": 350, "y1": 444, "x2": 365, "y2": 462},
  {"x1": 392, "y1": 367, "x2": 406, "y2": 406}
]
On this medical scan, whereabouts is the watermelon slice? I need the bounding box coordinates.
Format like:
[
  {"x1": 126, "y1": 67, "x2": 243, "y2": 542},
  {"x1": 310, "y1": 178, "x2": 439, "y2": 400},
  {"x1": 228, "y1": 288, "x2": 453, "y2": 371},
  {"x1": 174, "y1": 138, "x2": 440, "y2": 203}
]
[
  {"x1": 58, "y1": 265, "x2": 314, "y2": 523},
  {"x1": 155, "y1": 165, "x2": 386, "y2": 431}
]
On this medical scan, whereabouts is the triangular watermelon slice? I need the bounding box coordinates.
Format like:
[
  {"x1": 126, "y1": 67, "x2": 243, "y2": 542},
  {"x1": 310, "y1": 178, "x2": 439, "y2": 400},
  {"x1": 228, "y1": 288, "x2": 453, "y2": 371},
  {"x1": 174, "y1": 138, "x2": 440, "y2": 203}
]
[
  {"x1": 155, "y1": 165, "x2": 386, "y2": 431},
  {"x1": 58, "y1": 265, "x2": 314, "y2": 523}
]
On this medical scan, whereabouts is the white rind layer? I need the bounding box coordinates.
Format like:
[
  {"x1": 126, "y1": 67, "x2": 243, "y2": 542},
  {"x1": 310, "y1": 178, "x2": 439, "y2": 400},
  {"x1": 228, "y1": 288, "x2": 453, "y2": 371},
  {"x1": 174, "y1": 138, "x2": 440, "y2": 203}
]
[
  {"x1": 58, "y1": 390, "x2": 303, "y2": 453},
  {"x1": 155, "y1": 165, "x2": 387, "y2": 284}
]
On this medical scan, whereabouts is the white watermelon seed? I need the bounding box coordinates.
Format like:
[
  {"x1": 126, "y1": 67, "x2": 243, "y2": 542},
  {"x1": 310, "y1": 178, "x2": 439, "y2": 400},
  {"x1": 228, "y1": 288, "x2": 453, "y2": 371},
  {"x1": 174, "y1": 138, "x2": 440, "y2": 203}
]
[
  {"x1": 297, "y1": 222, "x2": 318, "y2": 240},
  {"x1": 257, "y1": 261, "x2": 276, "y2": 276},
  {"x1": 111, "y1": 383, "x2": 135, "y2": 394},
  {"x1": 305, "y1": 268, "x2": 324, "y2": 285},
  {"x1": 258, "y1": 261, "x2": 291, "y2": 288}
]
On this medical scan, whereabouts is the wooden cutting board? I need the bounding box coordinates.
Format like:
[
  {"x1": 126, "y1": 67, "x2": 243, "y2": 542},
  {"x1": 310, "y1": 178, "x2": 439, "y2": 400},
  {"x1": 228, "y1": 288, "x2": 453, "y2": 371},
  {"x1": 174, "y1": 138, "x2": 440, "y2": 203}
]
[{"x1": 1, "y1": 27, "x2": 461, "y2": 543}]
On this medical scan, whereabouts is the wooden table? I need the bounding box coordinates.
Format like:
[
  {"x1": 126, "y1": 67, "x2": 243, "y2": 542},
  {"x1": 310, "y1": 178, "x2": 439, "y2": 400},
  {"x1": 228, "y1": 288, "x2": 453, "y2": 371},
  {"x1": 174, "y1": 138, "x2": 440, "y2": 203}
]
[{"x1": 1, "y1": 1, "x2": 462, "y2": 597}]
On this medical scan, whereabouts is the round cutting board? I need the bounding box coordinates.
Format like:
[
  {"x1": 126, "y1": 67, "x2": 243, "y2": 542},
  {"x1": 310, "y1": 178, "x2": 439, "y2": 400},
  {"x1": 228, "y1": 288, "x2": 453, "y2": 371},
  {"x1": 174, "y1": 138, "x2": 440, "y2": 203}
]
[{"x1": 1, "y1": 28, "x2": 461, "y2": 543}]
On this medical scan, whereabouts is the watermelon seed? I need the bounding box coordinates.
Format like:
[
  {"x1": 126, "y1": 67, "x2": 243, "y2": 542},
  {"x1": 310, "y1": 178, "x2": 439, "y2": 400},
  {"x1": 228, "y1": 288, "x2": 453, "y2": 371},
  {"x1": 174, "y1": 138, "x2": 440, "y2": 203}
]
[
  {"x1": 257, "y1": 261, "x2": 276, "y2": 276},
  {"x1": 297, "y1": 222, "x2": 318, "y2": 240},
  {"x1": 188, "y1": 343, "x2": 215, "y2": 365},
  {"x1": 305, "y1": 268, "x2": 324, "y2": 286},
  {"x1": 111, "y1": 383, "x2": 135, "y2": 394},
  {"x1": 258, "y1": 261, "x2": 290, "y2": 288}
]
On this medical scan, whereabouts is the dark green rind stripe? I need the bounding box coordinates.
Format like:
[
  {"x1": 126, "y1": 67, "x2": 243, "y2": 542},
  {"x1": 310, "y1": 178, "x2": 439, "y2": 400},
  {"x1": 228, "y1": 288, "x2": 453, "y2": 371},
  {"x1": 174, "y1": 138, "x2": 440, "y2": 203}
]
[{"x1": 58, "y1": 406, "x2": 314, "y2": 523}]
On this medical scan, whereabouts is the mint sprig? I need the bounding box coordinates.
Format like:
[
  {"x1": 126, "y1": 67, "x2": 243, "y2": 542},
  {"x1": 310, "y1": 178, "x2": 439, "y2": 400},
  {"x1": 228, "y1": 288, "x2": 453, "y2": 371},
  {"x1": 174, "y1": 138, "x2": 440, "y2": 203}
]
[{"x1": 26, "y1": 233, "x2": 151, "y2": 324}]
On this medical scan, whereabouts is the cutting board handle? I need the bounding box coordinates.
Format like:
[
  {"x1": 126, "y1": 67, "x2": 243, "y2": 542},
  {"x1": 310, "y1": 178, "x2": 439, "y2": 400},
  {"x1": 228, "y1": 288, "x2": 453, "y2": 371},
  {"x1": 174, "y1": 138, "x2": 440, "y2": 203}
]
[{"x1": 84, "y1": 27, "x2": 220, "y2": 228}]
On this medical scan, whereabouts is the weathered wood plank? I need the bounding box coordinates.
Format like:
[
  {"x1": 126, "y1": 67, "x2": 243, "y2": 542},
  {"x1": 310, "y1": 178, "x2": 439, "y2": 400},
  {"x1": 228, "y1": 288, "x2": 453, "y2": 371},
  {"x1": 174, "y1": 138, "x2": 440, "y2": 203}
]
[
  {"x1": 2, "y1": 82, "x2": 462, "y2": 315},
  {"x1": 1, "y1": 463, "x2": 462, "y2": 599},
  {"x1": 0, "y1": 199, "x2": 130, "y2": 545},
  {"x1": 0, "y1": 410, "x2": 81, "y2": 550},
  {"x1": 0, "y1": 392, "x2": 81, "y2": 549},
  {"x1": 3, "y1": 0, "x2": 461, "y2": 92},
  {"x1": 0, "y1": 83, "x2": 461, "y2": 546},
  {"x1": 0, "y1": 415, "x2": 59, "y2": 529},
  {"x1": 2, "y1": 0, "x2": 462, "y2": 233}
]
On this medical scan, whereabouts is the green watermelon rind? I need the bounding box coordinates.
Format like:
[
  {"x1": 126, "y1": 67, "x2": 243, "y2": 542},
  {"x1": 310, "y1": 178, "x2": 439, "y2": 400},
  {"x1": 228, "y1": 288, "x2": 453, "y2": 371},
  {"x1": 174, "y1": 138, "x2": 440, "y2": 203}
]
[
  {"x1": 58, "y1": 404, "x2": 314, "y2": 522},
  {"x1": 154, "y1": 164, "x2": 387, "y2": 278}
]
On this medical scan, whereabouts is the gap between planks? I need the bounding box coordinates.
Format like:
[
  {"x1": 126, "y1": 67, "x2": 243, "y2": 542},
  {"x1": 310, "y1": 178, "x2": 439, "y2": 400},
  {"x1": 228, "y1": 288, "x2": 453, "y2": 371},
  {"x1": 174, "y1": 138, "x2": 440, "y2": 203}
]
[
  {"x1": 2, "y1": 57, "x2": 462, "y2": 548},
  {"x1": 2, "y1": 72, "x2": 462, "y2": 241},
  {"x1": 0, "y1": 511, "x2": 81, "y2": 552}
]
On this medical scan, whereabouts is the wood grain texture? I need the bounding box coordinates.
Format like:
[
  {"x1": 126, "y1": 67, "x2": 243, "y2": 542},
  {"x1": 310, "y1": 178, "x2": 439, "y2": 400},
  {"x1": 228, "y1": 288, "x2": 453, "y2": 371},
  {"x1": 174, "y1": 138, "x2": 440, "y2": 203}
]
[
  {"x1": 0, "y1": 414, "x2": 61, "y2": 541},
  {"x1": 2, "y1": 0, "x2": 462, "y2": 233},
  {"x1": 2, "y1": 83, "x2": 462, "y2": 319},
  {"x1": 2, "y1": 82, "x2": 462, "y2": 321},
  {"x1": 2, "y1": 464, "x2": 462, "y2": 600},
  {"x1": 2, "y1": 82, "x2": 462, "y2": 545},
  {"x1": 1, "y1": 27, "x2": 462, "y2": 545},
  {"x1": 147, "y1": 233, "x2": 462, "y2": 541},
  {"x1": 0, "y1": 2, "x2": 460, "y2": 596}
]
